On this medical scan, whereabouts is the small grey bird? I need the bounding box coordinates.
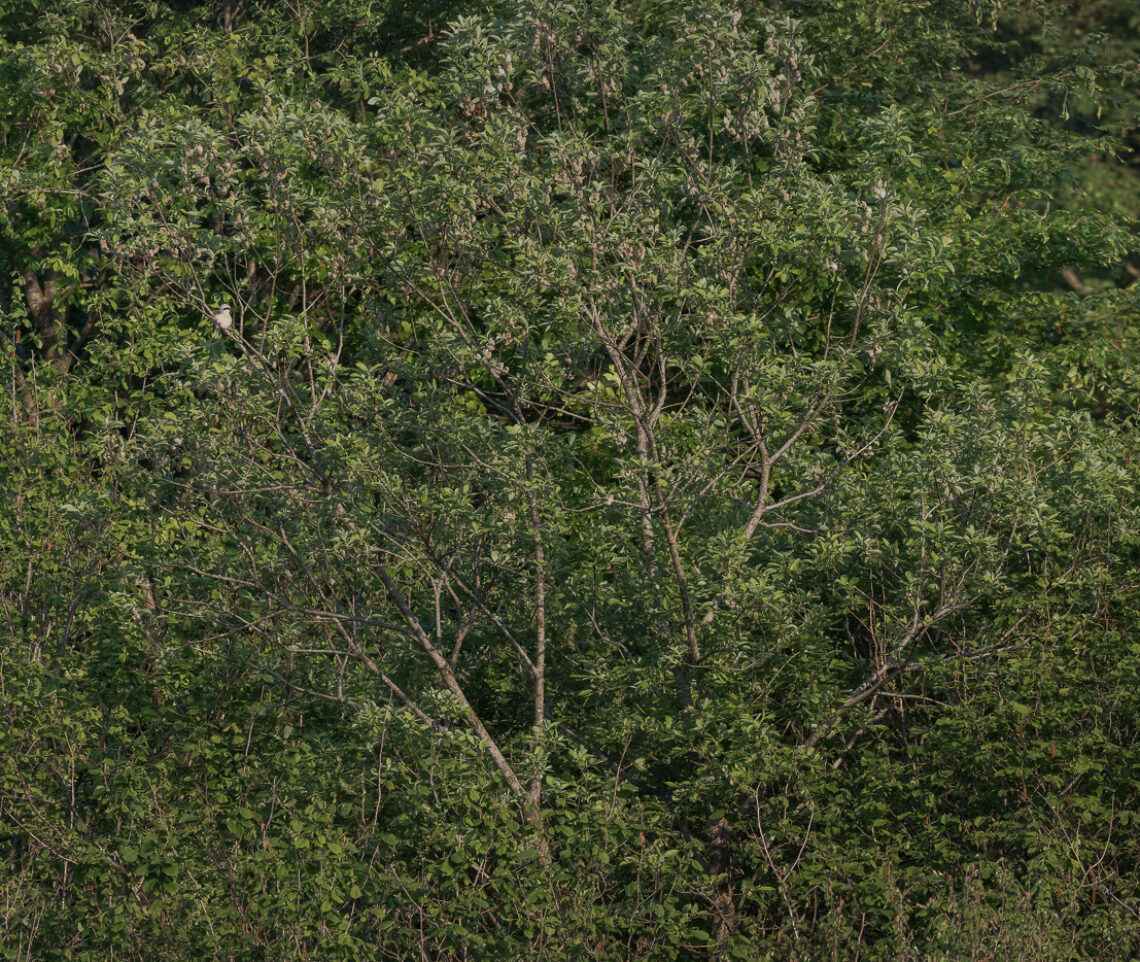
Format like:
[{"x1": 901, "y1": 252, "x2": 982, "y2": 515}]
[{"x1": 212, "y1": 303, "x2": 233, "y2": 331}]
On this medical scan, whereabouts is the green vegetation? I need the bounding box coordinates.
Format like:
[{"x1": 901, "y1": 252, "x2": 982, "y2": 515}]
[{"x1": 2, "y1": 1, "x2": 1138, "y2": 958}]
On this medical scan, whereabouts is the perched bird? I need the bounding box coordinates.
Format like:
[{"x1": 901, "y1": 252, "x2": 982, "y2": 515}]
[{"x1": 212, "y1": 303, "x2": 233, "y2": 331}]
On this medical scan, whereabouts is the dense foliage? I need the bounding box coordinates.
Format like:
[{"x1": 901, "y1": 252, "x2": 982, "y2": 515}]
[{"x1": 2, "y1": 0, "x2": 1138, "y2": 958}]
